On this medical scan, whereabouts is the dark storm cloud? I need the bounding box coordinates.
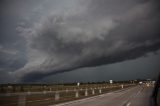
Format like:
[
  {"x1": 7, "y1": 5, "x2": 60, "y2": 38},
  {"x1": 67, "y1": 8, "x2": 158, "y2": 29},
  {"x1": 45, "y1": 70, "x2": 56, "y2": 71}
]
[{"x1": 14, "y1": 0, "x2": 160, "y2": 82}]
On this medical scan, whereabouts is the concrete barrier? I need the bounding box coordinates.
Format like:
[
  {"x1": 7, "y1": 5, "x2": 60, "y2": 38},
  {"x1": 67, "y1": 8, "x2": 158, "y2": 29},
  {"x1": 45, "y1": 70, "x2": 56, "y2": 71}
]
[
  {"x1": 75, "y1": 91, "x2": 79, "y2": 98},
  {"x1": 92, "y1": 89, "x2": 95, "y2": 95},
  {"x1": 43, "y1": 91, "x2": 46, "y2": 94},
  {"x1": 121, "y1": 85, "x2": 124, "y2": 89},
  {"x1": 99, "y1": 89, "x2": 102, "y2": 94},
  {"x1": 85, "y1": 89, "x2": 88, "y2": 96},
  {"x1": 65, "y1": 89, "x2": 68, "y2": 93}
]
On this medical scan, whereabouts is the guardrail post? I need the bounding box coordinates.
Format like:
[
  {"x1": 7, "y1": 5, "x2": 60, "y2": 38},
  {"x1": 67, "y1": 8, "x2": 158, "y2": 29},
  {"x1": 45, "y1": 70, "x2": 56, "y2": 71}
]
[
  {"x1": 75, "y1": 90, "x2": 79, "y2": 98},
  {"x1": 66, "y1": 89, "x2": 68, "y2": 93},
  {"x1": 92, "y1": 89, "x2": 95, "y2": 95},
  {"x1": 121, "y1": 85, "x2": 124, "y2": 89},
  {"x1": 85, "y1": 89, "x2": 88, "y2": 96},
  {"x1": 18, "y1": 95, "x2": 26, "y2": 106},
  {"x1": 43, "y1": 91, "x2": 46, "y2": 94},
  {"x1": 99, "y1": 89, "x2": 102, "y2": 94},
  {"x1": 55, "y1": 92, "x2": 60, "y2": 101}
]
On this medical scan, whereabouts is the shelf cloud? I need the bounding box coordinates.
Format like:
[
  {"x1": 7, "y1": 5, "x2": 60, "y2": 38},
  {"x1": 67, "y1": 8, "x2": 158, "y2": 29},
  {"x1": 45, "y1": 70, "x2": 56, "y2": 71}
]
[{"x1": 13, "y1": 0, "x2": 160, "y2": 82}]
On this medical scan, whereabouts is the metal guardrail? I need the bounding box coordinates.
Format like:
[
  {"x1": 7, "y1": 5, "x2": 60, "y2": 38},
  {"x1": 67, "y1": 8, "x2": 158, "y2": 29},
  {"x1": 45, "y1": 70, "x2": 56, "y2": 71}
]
[{"x1": 0, "y1": 84, "x2": 135, "y2": 106}]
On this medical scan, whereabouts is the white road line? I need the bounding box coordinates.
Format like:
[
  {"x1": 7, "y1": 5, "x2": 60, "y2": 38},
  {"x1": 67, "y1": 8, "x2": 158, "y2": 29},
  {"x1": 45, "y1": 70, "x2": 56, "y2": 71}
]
[
  {"x1": 136, "y1": 88, "x2": 142, "y2": 96},
  {"x1": 126, "y1": 102, "x2": 131, "y2": 106},
  {"x1": 122, "y1": 86, "x2": 142, "y2": 106}
]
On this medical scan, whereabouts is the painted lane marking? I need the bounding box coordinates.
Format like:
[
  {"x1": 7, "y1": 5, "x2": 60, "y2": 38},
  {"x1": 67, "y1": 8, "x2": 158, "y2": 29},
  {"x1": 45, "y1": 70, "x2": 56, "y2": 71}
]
[{"x1": 126, "y1": 102, "x2": 131, "y2": 106}]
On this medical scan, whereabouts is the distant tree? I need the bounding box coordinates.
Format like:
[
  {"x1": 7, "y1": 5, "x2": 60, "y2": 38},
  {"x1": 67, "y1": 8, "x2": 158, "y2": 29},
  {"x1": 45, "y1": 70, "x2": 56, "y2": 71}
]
[{"x1": 87, "y1": 82, "x2": 91, "y2": 84}]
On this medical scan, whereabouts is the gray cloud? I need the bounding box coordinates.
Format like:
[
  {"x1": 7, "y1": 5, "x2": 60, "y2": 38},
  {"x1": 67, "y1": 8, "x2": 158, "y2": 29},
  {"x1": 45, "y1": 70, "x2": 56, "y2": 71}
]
[
  {"x1": 14, "y1": 0, "x2": 160, "y2": 82},
  {"x1": 0, "y1": 45, "x2": 26, "y2": 70}
]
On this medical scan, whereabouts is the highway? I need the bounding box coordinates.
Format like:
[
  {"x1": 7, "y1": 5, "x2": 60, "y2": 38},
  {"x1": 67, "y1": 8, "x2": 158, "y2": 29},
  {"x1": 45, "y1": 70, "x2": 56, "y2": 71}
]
[{"x1": 52, "y1": 85, "x2": 153, "y2": 106}]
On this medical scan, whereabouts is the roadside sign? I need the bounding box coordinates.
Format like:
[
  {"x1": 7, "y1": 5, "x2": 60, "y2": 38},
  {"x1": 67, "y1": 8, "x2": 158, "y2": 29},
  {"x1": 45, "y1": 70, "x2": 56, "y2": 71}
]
[
  {"x1": 109, "y1": 80, "x2": 113, "y2": 84},
  {"x1": 77, "y1": 82, "x2": 80, "y2": 86}
]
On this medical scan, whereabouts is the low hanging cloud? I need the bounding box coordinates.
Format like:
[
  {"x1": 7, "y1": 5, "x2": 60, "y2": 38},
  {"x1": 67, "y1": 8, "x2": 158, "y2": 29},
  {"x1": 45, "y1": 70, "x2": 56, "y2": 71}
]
[{"x1": 15, "y1": 0, "x2": 160, "y2": 82}]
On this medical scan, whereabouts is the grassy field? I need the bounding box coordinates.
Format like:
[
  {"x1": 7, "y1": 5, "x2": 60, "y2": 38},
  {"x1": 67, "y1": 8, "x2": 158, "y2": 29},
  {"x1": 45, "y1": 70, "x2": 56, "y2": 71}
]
[{"x1": 0, "y1": 83, "x2": 136, "y2": 106}]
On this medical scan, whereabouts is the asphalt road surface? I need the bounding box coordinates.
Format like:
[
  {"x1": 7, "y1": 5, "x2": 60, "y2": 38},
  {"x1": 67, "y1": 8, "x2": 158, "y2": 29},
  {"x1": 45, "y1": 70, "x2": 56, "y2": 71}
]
[{"x1": 52, "y1": 85, "x2": 153, "y2": 106}]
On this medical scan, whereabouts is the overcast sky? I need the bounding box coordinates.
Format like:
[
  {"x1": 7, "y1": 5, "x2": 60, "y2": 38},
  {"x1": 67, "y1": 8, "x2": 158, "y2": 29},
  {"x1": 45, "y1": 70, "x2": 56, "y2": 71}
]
[{"x1": 0, "y1": 0, "x2": 160, "y2": 83}]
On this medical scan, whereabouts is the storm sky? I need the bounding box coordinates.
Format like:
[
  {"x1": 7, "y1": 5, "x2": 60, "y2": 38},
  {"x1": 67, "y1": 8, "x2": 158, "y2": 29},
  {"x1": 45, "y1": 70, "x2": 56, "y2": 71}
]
[{"x1": 0, "y1": 0, "x2": 160, "y2": 83}]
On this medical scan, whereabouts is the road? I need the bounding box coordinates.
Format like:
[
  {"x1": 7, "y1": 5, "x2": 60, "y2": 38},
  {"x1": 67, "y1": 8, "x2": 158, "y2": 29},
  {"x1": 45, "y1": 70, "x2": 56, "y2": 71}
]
[{"x1": 52, "y1": 85, "x2": 153, "y2": 106}]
